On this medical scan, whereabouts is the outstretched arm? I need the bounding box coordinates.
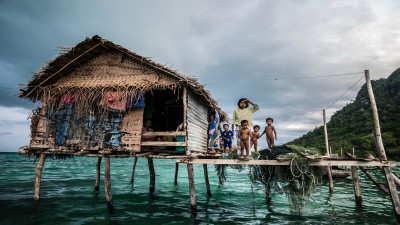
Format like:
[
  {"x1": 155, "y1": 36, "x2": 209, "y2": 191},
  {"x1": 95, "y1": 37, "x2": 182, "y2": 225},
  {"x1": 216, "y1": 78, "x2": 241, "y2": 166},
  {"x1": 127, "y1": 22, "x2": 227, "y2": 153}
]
[{"x1": 260, "y1": 128, "x2": 266, "y2": 137}]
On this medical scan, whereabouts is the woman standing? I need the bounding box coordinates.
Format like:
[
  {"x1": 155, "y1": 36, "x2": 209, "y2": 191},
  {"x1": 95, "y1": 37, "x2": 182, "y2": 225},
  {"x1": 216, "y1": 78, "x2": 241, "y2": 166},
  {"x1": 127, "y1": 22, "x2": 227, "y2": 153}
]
[{"x1": 231, "y1": 98, "x2": 259, "y2": 155}]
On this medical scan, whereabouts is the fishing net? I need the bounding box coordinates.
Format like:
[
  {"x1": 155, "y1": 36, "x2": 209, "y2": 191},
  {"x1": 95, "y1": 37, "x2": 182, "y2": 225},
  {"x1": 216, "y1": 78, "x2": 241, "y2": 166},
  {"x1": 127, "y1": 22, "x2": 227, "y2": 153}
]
[{"x1": 215, "y1": 145, "x2": 325, "y2": 211}]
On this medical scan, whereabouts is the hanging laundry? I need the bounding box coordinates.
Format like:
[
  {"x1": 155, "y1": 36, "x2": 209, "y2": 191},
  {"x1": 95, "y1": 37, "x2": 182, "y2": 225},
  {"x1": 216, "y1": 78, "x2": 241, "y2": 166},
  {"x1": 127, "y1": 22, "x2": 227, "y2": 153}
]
[{"x1": 100, "y1": 91, "x2": 127, "y2": 110}]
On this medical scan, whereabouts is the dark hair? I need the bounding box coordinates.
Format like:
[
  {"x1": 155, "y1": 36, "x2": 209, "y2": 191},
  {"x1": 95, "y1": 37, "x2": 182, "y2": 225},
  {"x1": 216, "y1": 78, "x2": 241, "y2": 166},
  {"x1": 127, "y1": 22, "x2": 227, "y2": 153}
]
[
  {"x1": 241, "y1": 120, "x2": 248, "y2": 125},
  {"x1": 237, "y1": 98, "x2": 248, "y2": 108},
  {"x1": 254, "y1": 125, "x2": 260, "y2": 130},
  {"x1": 223, "y1": 124, "x2": 229, "y2": 128},
  {"x1": 266, "y1": 117, "x2": 274, "y2": 122}
]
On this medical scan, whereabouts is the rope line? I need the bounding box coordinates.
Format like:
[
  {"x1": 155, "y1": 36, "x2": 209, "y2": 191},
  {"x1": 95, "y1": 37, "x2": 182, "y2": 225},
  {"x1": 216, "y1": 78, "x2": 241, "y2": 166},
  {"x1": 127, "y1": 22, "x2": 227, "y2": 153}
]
[
  {"x1": 211, "y1": 71, "x2": 364, "y2": 80},
  {"x1": 326, "y1": 75, "x2": 365, "y2": 110}
]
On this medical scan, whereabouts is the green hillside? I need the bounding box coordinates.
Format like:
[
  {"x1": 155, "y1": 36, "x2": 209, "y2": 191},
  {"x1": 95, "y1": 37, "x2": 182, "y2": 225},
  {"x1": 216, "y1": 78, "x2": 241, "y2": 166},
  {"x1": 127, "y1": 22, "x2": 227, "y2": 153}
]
[{"x1": 288, "y1": 68, "x2": 400, "y2": 160}]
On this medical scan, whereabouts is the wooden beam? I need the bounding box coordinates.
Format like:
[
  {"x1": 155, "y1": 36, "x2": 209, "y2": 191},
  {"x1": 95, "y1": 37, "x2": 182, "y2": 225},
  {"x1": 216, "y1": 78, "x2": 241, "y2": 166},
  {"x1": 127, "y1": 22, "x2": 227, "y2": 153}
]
[
  {"x1": 351, "y1": 166, "x2": 362, "y2": 205},
  {"x1": 187, "y1": 164, "x2": 197, "y2": 214},
  {"x1": 104, "y1": 157, "x2": 113, "y2": 213},
  {"x1": 34, "y1": 153, "x2": 47, "y2": 200},
  {"x1": 141, "y1": 141, "x2": 187, "y2": 147},
  {"x1": 142, "y1": 131, "x2": 186, "y2": 136},
  {"x1": 176, "y1": 159, "x2": 397, "y2": 167},
  {"x1": 130, "y1": 157, "x2": 138, "y2": 185},
  {"x1": 95, "y1": 157, "x2": 102, "y2": 191},
  {"x1": 148, "y1": 158, "x2": 155, "y2": 193},
  {"x1": 203, "y1": 164, "x2": 212, "y2": 197},
  {"x1": 174, "y1": 163, "x2": 179, "y2": 185}
]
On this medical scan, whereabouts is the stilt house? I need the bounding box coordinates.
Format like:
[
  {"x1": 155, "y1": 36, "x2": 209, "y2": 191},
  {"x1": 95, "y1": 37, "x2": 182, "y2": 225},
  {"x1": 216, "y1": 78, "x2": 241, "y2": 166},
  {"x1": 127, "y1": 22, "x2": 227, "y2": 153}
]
[{"x1": 19, "y1": 35, "x2": 227, "y2": 157}]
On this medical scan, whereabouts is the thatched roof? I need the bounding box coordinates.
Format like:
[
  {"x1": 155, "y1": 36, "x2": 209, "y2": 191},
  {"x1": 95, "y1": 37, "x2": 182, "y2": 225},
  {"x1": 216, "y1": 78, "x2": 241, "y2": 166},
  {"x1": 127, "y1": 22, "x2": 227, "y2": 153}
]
[{"x1": 19, "y1": 35, "x2": 227, "y2": 120}]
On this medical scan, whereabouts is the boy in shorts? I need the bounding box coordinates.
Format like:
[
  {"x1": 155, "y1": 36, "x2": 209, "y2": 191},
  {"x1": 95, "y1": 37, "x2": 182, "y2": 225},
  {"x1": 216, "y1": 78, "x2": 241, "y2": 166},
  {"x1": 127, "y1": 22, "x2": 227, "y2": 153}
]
[{"x1": 221, "y1": 124, "x2": 234, "y2": 153}]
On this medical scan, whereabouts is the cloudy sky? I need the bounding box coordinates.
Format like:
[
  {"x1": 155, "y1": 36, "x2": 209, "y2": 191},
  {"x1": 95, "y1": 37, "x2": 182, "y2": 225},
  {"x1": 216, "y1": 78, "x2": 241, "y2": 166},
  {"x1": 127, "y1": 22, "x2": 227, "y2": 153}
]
[{"x1": 1, "y1": 0, "x2": 399, "y2": 151}]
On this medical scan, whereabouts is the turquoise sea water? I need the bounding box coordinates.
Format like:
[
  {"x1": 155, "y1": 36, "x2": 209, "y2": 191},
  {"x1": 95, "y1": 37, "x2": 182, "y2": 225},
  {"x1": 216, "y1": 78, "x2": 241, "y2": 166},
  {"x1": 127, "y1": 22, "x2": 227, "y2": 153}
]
[{"x1": 0, "y1": 152, "x2": 399, "y2": 224}]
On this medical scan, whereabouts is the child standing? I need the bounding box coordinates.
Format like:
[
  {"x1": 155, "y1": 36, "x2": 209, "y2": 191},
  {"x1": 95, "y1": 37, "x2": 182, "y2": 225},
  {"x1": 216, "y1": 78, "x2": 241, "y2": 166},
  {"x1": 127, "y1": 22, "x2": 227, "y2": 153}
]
[
  {"x1": 251, "y1": 125, "x2": 261, "y2": 152},
  {"x1": 231, "y1": 98, "x2": 259, "y2": 156},
  {"x1": 238, "y1": 120, "x2": 252, "y2": 160},
  {"x1": 221, "y1": 124, "x2": 234, "y2": 153},
  {"x1": 260, "y1": 117, "x2": 277, "y2": 148}
]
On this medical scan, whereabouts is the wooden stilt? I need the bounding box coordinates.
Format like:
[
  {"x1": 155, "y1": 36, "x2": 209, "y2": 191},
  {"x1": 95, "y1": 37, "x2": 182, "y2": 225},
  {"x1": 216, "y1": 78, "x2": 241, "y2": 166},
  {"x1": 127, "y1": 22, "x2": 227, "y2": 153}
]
[
  {"x1": 365, "y1": 70, "x2": 400, "y2": 219},
  {"x1": 383, "y1": 167, "x2": 400, "y2": 219},
  {"x1": 266, "y1": 182, "x2": 272, "y2": 203},
  {"x1": 148, "y1": 158, "x2": 155, "y2": 193},
  {"x1": 95, "y1": 157, "x2": 102, "y2": 191},
  {"x1": 104, "y1": 157, "x2": 113, "y2": 213},
  {"x1": 130, "y1": 157, "x2": 138, "y2": 185},
  {"x1": 203, "y1": 164, "x2": 212, "y2": 197},
  {"x1": 34, "y1": 153, "x2": 47, "y2": 200},
  {"x1": 323, "y1": 109, "x2": 334, "y2": 193},
  {"x1": 187, "y1": 164, "x2": 197, "y2": 214},
  {"x1": 351, "y1": 166, "x2": 362, "y2": 205},
  {"x1": 174, "y1": 163, "x2": 179, "y2": 185}
]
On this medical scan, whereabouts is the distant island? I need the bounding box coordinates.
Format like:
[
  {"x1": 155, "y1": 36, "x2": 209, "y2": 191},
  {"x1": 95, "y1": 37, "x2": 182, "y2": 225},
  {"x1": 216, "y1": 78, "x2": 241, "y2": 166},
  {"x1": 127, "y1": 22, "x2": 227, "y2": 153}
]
[{"x1": 288, "y1": 68, "x2": 400, "y2": 160}]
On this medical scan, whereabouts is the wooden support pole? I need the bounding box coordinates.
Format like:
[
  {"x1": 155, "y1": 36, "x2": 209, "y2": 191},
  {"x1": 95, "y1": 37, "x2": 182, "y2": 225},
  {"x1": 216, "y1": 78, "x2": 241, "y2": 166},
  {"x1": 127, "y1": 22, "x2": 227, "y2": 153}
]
[
  {"x1": 323, "y1": 109, "x2": 334, "y2": 193},
  {"x1": 104, "y1": 157, "x2": 113, "y2": 213},
  {"x1": 95, "y1": 157, "x2": 102, "y2": 191},
  {"x1": 365, "y1": 70, "x2": 400, "y2": 219},
  {"x1": 187, "y1": 164, "x2": 197, "y2": 214},
  {"x1": 130, "y1": 157, "x2": 138, "y2": 185},
  {"x1": 148, "y1": 158, "x2": 155, "y2": 193},
  {"x1": 34, "y1": 153, "x2": 47, "y2": 200},
  {"x1": 174, "y1": 163, "x2": 179, "y2": 185},
  {"x1": 203, "y1": 164, "x2": 212, "y2": 197},
  {"x1": 351, "y1": 166, "x2": 362, "y2": 205},
  {"x1": 383, "y1": 167, "x2": 400, "y2": 219},
  {"x1": 183, "y1": 86, "x2": 189, "y2": 155},
  {"x1": 365, "y1": 70, "x2": 387, "y2": 161}
]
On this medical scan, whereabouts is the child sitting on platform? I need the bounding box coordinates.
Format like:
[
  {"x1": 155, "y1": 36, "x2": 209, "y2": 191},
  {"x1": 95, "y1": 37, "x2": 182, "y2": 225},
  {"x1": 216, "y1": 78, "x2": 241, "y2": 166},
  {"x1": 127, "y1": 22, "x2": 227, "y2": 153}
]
[
  {"x1": 238, "y1": 120, "x2": 252, "y2": 160},
  {"x1": 221, "y1": 124, "x2": 234, "y2": 153},
  {"x1": 251, "y1": 125, "x2": 261, "y2": 152}
]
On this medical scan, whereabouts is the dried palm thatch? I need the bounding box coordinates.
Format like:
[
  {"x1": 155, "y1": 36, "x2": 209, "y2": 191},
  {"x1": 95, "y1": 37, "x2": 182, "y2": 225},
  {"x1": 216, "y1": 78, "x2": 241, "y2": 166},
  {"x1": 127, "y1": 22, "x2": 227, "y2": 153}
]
[{"x1": 19, "y1": 35, "x2": 227, "y2": 121}]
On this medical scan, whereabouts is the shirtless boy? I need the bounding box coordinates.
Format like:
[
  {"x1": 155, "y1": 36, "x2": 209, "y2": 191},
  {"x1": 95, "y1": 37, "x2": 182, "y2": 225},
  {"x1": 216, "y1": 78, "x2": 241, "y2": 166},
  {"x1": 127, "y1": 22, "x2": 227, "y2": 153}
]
[
  {"x1": 251, "y1": 125, "x2": 261, "y2": 152},
  {"x1": 238, "y1": 120, "x2": 252, "y2": 160},
  {"x1": 260, "y1": 117, "x2": 277, "y2": 148}
]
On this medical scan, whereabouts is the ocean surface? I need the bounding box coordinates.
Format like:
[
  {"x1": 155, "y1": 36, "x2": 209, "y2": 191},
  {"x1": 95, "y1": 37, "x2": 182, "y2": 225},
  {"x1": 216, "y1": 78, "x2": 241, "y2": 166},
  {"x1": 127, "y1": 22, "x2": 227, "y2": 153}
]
[{"x1": 0, "y1": 152, "x2": 399, "y2": 225}]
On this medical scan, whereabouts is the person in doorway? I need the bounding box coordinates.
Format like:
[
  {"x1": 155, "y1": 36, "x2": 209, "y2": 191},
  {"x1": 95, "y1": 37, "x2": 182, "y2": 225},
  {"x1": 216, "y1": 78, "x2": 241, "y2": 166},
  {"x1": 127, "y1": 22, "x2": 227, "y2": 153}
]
[
  {"x1": 141, "y1": 119, "x2": 155, "y2": 142},
  {"x1": 231, "y1": 98, "x2": 259, "y2": 155},
  {"x1": 260, "y1": 117, "x2": 277, "y2": 148}
]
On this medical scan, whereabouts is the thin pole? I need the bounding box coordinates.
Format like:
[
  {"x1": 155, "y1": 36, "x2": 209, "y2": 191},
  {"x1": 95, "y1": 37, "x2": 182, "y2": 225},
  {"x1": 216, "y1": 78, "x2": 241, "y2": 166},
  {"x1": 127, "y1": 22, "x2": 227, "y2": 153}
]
[
  {"x1": 203, "y1": 164, "x2": 212, "y2": 197},
  {"x1": 95, "y1": 157, "x2": 102, "y2": 191},
  {"x1": 323, "y1": 109, "x2": 334, "y2": 193},
  {"x1": 187, "y1": 164, "x2": 197, "y2": 214},
  {"x1": 174, "y1": 163, "x2": 179, "y2": 185},
  {"x1": 148, "y1": 158, "x2": 155, "y2": 193},
  {"x1": 34, "y1": 153, "x2": 47, "y2": 200},
  {"x1": 130, "y1": 157, "x2": 138, "y2": 185},
  {"x1": 104, "y1": 157, "x2": 113, "y2": 213}
]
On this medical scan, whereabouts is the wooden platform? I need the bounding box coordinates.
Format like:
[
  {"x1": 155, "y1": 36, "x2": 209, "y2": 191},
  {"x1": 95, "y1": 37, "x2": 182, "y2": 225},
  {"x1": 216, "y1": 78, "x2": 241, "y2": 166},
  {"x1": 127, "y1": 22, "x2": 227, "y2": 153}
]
[{"x1": 176, "y1": 158, "x2": 397, "y2": 167}]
